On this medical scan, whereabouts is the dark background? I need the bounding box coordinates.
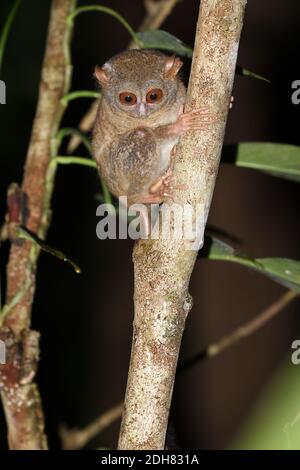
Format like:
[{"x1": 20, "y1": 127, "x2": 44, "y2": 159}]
[{"x1": 0, "y1": 0, "x2": 300, "y2": 450}]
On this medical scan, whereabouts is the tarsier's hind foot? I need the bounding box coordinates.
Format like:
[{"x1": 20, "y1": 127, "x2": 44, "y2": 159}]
[
  {"x1": 149, "y1": 176, "x2": 173, "y2": 200},
  {"x1": 149, "y1": 145, "x2": 186, "y2": 201},
  {"x1": 129, "y1": 145, "x2": 177, "y2": 205},
  {"x1": 148, "y1": 145, "x2": 175, "y2": 200}
]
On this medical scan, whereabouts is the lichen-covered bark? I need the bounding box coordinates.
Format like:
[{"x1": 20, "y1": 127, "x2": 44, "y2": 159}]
[
  {"x1": 118, "y1": 0, "x2": 247, "y2": 450},
  {"x1": 0, "y1": 327, "x2": 45, "y2": 449},
  {"x1": 0, "y1": 0, "x2": 77, "y2": 450}
]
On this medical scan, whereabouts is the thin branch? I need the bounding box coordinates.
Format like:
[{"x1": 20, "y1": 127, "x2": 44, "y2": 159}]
[
  {"x1": 118, "y1": 0, "x2": 247, "y2": 450},
  {"x1": 59, "y1": 289, "x2": 299, "y2": 450},
  {"x1": 60, "y1": 402, "x2": 123, "y2": 450},
  {"x1": 137, "y1": 0, "x2": 180, "y2": 35},
  {"x1": 0, "y1": 0, "x2": 77, "y2": 449},
  {"x1": 180, "y1": 289, "x2": 299, "y2": 371},
  {"x1": 67, "y1": 0, "x2": 180, "y2": 153}
]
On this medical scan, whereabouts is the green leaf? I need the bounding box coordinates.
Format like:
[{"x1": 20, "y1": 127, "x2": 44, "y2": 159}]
[
  {"x1": 222, "y1": 143, "x2": 300, "y2": 182},
  {"x1": 16, "y1": 226, "x2": 81, "y2": 274},
  {"x1": 232, "y1": 360, "x2": 300, "y2": 449},
  {"x1": 136, "y1": 31, "x2": 268, "y2": 85},
  {"x1": 236, "y1": 66, "x2": 270, "y2": 83},
  {"x1": 257, "y1": 258, "x2": 300, "y2": 292},
  {"x1": 0, "y1": 0, "x2": 22, "y2": 73},
  {"x1": 203, "y1": 236, "x2": 300, "y2": 292},
  {"x1": 137, "y1": 30, "x2": 193, "y2": 57}
]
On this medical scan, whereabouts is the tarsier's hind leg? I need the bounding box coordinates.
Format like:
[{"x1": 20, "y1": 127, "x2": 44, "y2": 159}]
[
  {"x1": 111, "y1": 127, "x2": 160, "y2": 199},
  {"x1": 133, "y1": 147, "x2": 176, "y2": 236},
  {"x1": 109, "y1": 127, "x2": 161, "y2": 237}
]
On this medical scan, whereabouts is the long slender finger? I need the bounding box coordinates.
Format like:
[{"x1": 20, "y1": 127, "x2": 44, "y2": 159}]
[
  {"x1": 189, "y1": 106, "x2": 210, "y2": 113},
  {"x1": 188, "y1": 115, "x2": 216, "y2": 122},
  {"x1": 184, "y1": 113, "x2": 216, "y2": 121},
  {"x1": 184, "y1": 110, "x2": 209, "y2": 118},
  {"x1": 187, "y1": 121, "x2": 219, "y2": 130},
  {"x1": 188, "y1": 124, "x2": 216, "y2": 130}
]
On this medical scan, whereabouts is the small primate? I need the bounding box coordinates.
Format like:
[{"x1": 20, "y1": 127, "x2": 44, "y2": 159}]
[{"x1": 92, "y1": 49, "x2": 215, "y2": 228}]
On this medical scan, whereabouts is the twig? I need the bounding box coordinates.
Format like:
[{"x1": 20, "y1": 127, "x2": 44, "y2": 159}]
[
  {"x1": 180, "y1": 290, "x2": 299, "y2": 371},
  {"x1": 67, "y1": 0, "x2": 180, "y2": 153},
  {"x1": 118, "y1": 0, "x2": 247, "y2": 450},
  {"x1": 128, "y1": 0, "x2": 180, "y2": 47},
  {"x1": 0, "y1": 0, "x2": 77, "y2": 449},
  {"x1": 60, "y1": 402, "x2": 123, "y2": 450},
  {"x1": 59, "y1": 289, "x2": 298, "y2": 450}
]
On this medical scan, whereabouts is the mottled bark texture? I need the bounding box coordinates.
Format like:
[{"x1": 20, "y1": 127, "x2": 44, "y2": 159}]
[
  {"x1": 118, "y1": 0, "x2": 247, "y2": 450},
  {"x1": 0, "y1": 0, "x2": 77, "y2": 449}
]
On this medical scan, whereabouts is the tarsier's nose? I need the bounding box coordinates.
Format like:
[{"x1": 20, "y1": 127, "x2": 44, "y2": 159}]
[{"x1": 138, "y1": 102, "x2": 147, "y2": 116}]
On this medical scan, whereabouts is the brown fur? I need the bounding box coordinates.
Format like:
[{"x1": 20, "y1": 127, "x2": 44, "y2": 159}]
[{"x1": 92, "y1": 50, "x2": 186, "y2": 203}]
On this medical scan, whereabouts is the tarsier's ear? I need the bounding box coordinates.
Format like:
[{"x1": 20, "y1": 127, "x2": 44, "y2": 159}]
[
  {"x1": 94, "y1": 65, "x2": 109, "y2": 87},
  {"x1": 163, "y1": 55, "x2": 183, "y2": 79}
]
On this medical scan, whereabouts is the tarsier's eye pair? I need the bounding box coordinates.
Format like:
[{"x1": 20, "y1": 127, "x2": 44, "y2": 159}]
[{"x1": 119, "y1": 88, "x2": 163, "y2": 105}]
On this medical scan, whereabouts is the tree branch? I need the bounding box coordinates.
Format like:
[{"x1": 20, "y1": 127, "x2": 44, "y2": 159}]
[
  {"x1": 118, "y1": 0, "x2": 247, "y2": 450},
  {"x1": 60, "y1": 402, "x2": 123, "y2": 450},
  {"x1": 0, "y1": 0, "x2": 77, "y2": 449},
  {"x1": 180, "y1": 289, "x2": 299, "y2": 370},
  {"x1": 59, "y1": 288, "x2": 298, "y2": 450},
  {"x1": 129, "y1": 0, "x2": 180, "y2": 44}
]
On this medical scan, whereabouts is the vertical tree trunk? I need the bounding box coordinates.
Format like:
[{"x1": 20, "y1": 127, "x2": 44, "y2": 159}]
[
  {"x1": 0, "y1": 0, "x2": 77, "y2": 449},
  {"x1": 118, "y1": 0, "x2": 247, "y2": 450}
]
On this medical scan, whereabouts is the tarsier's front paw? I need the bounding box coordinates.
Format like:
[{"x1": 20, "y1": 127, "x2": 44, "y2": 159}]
[{"x1": 175, "y1": 107, "x2": 218, "y2": 135}]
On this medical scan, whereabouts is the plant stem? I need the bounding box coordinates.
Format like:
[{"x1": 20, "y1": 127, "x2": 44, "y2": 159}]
[
  {"x1": 61, "y1": 90, "x2": 100, "y2": 105},
  {"x1": 118, "y1": 0, "x2": 247, "y2": 450},
  {"x1": 52, "y1": 156, "x2": 97, "y2": 169},
  {"x1": 68, "y1": 5, "x2": 142, "y2": 47},
  {"x1": 51, "y1": 156, "x2": 112, "y2": 203},
  {"x1": 0, "y1": 0, "x2": 77, "y2": 450},
  {"x1": 0, "y1": 0, "x2": 22, "y2": 73}
]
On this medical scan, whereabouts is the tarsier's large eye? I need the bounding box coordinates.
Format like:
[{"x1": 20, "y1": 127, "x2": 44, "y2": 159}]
[
  {"x1": 146, "y1": 88, "x2": 163, "y2": 104},
  {"x1": 119, "y1": 92, "x2": 137, "y2": 105}
]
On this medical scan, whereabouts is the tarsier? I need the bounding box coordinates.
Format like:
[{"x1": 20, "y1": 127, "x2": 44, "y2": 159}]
[{"x1": 92, "y1": 49, "x2": 216, "y2": 232}]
